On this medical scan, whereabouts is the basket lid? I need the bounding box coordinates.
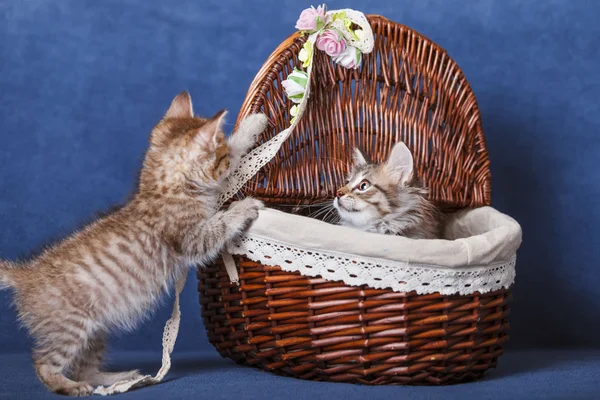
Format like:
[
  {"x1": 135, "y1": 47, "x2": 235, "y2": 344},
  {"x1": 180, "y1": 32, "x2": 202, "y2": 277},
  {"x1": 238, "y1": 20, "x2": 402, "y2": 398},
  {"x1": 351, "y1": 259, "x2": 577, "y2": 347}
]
[{"x1": 234, "y1": 15, "x2": 491, "y2": 209}]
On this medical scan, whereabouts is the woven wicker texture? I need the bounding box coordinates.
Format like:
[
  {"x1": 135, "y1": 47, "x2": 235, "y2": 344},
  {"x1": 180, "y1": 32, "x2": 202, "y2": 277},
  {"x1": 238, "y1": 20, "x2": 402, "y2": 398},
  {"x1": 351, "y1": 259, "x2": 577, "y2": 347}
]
[
  {"x1": 197, "y1": 15, "x2": 510, "y2": 385},
  {"x1": 235, "y1": 15, "x2": 490, "y2": 208}
]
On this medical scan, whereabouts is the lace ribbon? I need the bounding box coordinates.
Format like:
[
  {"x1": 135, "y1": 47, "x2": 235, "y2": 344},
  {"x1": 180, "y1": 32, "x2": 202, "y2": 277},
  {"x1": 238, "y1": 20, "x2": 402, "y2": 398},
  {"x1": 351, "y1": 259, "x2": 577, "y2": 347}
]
[
  {"x1": 227, "y1": 235, "x2": 516, "y2": 296},
  {"x1": 93, "y1": 274, "x2": 186, "y2": 395}
]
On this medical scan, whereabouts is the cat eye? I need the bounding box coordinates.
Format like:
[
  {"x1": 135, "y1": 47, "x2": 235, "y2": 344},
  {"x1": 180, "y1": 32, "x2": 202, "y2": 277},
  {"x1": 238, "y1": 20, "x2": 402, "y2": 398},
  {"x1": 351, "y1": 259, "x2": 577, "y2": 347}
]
[{"x1": 357, "y1": 180, "x2": 371, "y2": 191}]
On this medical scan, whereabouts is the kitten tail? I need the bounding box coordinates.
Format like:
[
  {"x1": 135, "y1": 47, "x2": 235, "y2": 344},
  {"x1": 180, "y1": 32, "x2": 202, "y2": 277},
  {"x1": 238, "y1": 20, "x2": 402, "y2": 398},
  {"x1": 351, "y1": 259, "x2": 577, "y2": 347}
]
[{"x1": 0, "y1": 260, "x2": 15, "y2": 289}]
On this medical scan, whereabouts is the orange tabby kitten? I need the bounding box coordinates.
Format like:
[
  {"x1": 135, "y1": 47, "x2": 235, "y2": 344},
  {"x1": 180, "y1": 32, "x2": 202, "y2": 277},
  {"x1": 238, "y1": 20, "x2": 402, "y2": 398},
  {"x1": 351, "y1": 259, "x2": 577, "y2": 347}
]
[{"x1": 0, "y1": 92, "x2": 266, "y2": 396}]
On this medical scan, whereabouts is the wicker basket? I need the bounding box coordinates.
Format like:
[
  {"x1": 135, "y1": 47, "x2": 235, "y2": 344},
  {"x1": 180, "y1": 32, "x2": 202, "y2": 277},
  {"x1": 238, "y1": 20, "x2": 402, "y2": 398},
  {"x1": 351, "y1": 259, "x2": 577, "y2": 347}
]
[{"x1": 197, "y1": 15, "x2": 511, "y2": 385}]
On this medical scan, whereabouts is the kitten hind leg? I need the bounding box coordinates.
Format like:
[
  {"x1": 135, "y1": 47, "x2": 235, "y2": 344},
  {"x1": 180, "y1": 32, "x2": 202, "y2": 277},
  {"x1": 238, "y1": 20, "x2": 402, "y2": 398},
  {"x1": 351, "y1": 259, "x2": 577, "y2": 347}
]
[
  {"x1": 72, "y1": 335, "x2": 142, "y2": 387},
  {"x1": 34, "y1": 342, "x2": 93, "y2": 397}
]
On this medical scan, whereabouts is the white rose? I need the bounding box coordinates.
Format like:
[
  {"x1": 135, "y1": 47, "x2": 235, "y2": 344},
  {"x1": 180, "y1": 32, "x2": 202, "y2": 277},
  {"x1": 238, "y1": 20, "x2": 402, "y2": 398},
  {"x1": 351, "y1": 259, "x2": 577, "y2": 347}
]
[
  {"x1": 282, "y1": 68, "x2": 308, "y2": 103},
  {"x1": 333, "y1": 45, "x2": 361, "y2": 69}
]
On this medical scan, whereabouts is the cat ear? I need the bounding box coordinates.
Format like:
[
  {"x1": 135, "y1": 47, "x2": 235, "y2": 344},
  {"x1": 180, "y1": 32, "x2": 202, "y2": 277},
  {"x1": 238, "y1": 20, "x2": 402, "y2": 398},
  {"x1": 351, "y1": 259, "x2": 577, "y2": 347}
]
[
  {"x1": 193, "y1": 110, "x2": 228, "y2": 149},
  {"x1": 352, "y1": 148, "x2": 368, "y2": 167},
  {"x1": 385, "y1": 142, "x2": 414, "y2": 184},
  {"x1": 164, "y1": 91, "x2": 193, "y2": 119}
]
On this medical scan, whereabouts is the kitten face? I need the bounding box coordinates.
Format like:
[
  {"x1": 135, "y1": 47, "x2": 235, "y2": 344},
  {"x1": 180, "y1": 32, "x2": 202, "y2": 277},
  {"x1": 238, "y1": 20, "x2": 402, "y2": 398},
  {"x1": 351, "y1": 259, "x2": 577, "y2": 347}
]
[
  {"x1": 334, "y1": 158, "x2": 398, "y2": 228},
  {"x1": 333, "y1": 142, "x2": 440, "y2": 238},
  {"x1": 141, "y1": 92, "x2": 231, "y2": 195}
]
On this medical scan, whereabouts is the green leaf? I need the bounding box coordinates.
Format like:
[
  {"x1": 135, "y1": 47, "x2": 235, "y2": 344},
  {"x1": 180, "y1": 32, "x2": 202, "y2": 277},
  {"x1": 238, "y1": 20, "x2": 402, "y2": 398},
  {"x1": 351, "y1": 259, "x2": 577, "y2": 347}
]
[
  {"x1": 289, "y1": 93, "x2": 304, "y2": 102},
  {"x1": 332, "y1": 11, "x2": 346, "y2": 21},
  {"x1": 299, "y1": 41, "x2": 313, "y2": 68},
  {"x1": 315, "y1": 16, "x2": 325, "y2": 31},
  {"x1": 346, "y1": 22, "x2": 359, "y2": 41}
]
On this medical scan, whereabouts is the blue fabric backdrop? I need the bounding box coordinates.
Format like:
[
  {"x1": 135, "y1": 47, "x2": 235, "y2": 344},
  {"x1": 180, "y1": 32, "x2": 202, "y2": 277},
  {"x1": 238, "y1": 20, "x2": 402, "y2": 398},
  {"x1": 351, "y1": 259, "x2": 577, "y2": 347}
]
[{"x1": 1, "y1": 0, "x2": 598, "y2": 360}]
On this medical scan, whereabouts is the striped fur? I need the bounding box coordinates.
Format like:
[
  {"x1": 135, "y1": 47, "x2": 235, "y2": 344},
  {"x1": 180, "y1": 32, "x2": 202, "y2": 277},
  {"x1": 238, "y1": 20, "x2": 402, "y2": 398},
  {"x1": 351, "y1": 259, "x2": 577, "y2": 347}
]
[
  {"x1": 334, "y1": 142, "x2": 442, "y2": 239},
  {"x1": 0, "y1": 92, "x2": 266, "y2": 396}
]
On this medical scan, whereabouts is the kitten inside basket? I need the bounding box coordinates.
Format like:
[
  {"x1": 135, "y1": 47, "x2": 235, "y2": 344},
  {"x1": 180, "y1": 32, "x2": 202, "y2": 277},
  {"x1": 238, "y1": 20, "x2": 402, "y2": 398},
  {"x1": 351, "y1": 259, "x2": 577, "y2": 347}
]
[{"x1": 333, "y1": 142, "x2": 443, "y2": 239}]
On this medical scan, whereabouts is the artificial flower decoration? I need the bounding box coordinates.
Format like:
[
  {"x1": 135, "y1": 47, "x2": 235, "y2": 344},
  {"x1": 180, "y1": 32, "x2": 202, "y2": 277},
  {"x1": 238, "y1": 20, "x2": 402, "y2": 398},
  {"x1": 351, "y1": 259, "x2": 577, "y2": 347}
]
[
  {"x1": 315, "y1": 29, "x2": 346, "y2": 57},
  {"x1": 298, "y1": 41, "x2": 314, "y2": 69},
  {"x1": 281, "y1": 68, "x2": 308, "y2": 103},
  {"x1": 290, "y1": 4, "x2": 367, "y2": 72},
  {"x1": 282, "y1": 4, "x2": 374, "y2": 123},
  {"x1": 333, "y1": 45, "x2": 361, "y2": 69},
  {"x1": 289, "y1": 104, "x2": 300, "y2": 123},
  {"x1": 295, "y1": 4, "x2": 327, "y2": 32}
]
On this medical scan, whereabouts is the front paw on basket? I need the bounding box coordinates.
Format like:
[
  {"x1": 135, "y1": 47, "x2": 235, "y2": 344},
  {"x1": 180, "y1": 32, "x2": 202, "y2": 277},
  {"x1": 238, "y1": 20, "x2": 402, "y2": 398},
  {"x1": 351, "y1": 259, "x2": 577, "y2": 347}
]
[
  {"x1": 237, "y1": 113, "x2": 268, "y2": 140},
  {"x1": 227, "y1": 197, "x2": 264, "y2": 234}
]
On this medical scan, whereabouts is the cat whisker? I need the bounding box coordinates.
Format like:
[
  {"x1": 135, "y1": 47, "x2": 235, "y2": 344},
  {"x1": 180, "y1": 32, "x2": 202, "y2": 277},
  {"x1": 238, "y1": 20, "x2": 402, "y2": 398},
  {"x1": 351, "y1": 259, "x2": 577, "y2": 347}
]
[
  {"x1": 321, "y1": 207, "x2": 339, "y2": 224},
  {"x1": 308, "y1": 204, "x2": 335, "y2": 220},
  {"x1": 307, "y1": 203, "x2": 332, "y2": 215}
]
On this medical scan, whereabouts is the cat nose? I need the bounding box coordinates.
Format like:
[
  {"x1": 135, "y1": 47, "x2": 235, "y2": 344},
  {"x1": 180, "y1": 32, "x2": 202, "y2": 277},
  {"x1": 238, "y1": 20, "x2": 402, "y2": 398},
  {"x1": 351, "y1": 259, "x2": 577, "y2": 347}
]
[{"x1": 336, "y1": 190, "x2": 344, "y2": 198}]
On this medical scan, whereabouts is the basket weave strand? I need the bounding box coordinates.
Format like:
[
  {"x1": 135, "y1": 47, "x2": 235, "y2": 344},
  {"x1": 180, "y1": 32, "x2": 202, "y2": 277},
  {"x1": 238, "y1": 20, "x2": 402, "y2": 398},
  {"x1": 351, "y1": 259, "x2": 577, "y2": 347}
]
[{"x1": 197, "y1": 15, "x2": 509, "y2": 385}]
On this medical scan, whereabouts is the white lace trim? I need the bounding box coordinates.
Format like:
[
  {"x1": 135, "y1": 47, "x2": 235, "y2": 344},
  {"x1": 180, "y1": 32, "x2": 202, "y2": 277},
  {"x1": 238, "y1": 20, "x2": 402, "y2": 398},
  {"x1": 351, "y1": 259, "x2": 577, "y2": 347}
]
[
  {"x1": 328, "y1": 9, "x2": 375, "y2": 53},
  {"x1": 217, "y1": 127, "x2": 293, "y2": 208},
  {"x1": 228, "y1": 235, "x2": 515, "y2": 296}
]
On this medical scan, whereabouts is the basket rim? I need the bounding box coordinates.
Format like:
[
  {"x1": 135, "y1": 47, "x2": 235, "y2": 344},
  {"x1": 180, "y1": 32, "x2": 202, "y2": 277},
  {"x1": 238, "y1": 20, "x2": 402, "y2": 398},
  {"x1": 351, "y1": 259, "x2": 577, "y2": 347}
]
[{"x1": 224, "y1": 204, "x2": 519, "y2": 295}]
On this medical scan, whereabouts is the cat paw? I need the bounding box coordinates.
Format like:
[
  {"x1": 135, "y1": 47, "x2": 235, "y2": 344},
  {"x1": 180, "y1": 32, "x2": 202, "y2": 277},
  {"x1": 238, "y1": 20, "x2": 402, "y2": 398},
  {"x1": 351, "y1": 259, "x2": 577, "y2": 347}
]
[
  {"x1": 228, "y1": 197, "x2": 264, "y2": 232},
  {"x1": 237, "y1": 113, "x2": 268, "y2": 140},
  {"x1": 230, "y1": 113, "x2": 268, "y2": 153},
  {"x1": 56, "y1": 381, "x2": 94, "y2": 397},
  {"x1": 229, "y1": 197, "x2": 265, "y2": 214}
]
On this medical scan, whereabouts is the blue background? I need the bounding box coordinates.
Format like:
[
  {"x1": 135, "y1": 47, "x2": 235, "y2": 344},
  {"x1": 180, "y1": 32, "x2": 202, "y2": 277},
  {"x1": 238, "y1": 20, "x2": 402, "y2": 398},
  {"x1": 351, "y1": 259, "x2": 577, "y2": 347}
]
[{"x1": 1, "y1": 0, "x2": 599, "y2": 398}]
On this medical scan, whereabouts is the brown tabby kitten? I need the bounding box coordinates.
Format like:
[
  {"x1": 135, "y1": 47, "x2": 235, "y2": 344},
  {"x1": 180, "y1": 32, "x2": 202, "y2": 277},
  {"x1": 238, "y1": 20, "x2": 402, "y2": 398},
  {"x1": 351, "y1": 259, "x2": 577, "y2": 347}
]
[
  {"x1": 0, "y1": 92, "x2": 266, "y2": 396},
  {"x1": 333, "y1": 142, "x2": 442, "y2": 239}
]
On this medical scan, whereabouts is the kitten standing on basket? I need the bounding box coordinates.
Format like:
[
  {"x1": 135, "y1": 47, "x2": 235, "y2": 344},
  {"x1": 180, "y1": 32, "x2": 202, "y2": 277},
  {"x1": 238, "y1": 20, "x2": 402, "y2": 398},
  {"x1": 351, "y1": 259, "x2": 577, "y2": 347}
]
[
  {"x1": 0, "y1": 92, "x2": 266, "y2": 396},
  {"x1": 334, "y1": 142, "x2": 442, "y2": 239}
]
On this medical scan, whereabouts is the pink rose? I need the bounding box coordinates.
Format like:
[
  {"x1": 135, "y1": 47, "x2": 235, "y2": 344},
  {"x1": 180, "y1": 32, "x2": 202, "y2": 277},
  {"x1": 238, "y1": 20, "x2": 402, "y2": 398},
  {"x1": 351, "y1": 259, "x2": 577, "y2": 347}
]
[
  {"x1": 295, "y1": 5, "x2": 327, "y2": 32},
  {"x1": 316, "y1": 29, "x2": 346, "y2": 57}
]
